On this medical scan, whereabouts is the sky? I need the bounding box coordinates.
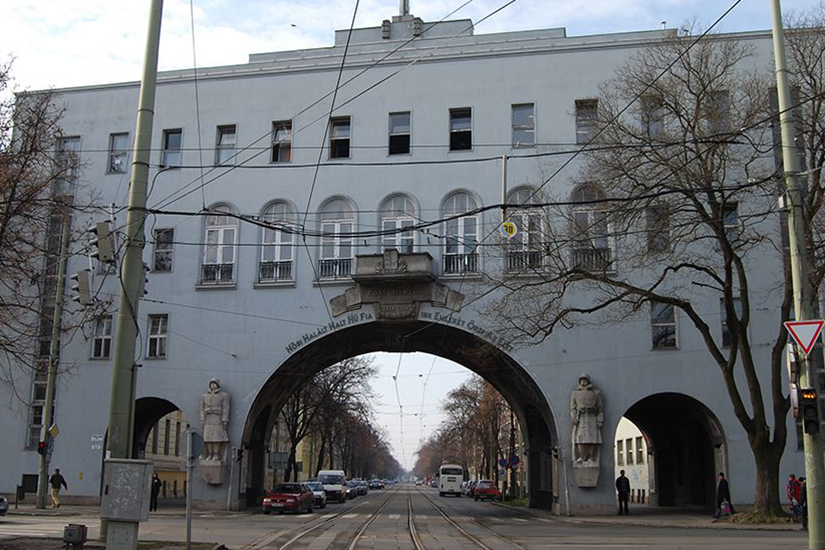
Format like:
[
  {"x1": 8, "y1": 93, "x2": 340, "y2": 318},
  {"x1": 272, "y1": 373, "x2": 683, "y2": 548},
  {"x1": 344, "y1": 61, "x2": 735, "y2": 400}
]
[
  {"x1": 2, "y1": 0, "x2": 823, "y2": 91},
  {"x1": 3, "y1": 0, "x2": 823, "y2": 471}
]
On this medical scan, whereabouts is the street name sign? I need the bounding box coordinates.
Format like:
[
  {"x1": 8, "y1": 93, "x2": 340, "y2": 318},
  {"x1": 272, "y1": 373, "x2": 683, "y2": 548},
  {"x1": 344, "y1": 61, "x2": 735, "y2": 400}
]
[{"x1": 784, "y1": 320, "x2": 825, "y2": 357}]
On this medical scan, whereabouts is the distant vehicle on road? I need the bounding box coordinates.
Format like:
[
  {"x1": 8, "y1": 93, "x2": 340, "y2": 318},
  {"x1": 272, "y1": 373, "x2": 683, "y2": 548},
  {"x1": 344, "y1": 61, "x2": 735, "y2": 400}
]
[
  {"x1": 303, "y1": 481, "x2": 327, "y2": 509},
  {"x1": 318, "y1": 470, "x2": 347, "y2": 503},
  {"x1": 346, "y1": 481, "x2": 358, "y2": 499},
  {"x1": 438, "y1": 464, "x2": 464, "y2": 497},
  {"x1": 262, "y1": 483, "x2": 314, "y2": 514},
  {"x1": 369, "y1": 479, "x2": 382, "y2": 490},
  {"x1": 473, "y1": 480, "x2": 502, "y2": 501},
  {"x1": 0, "y1": 494, "x2": 7, "y2": 516},
  {"x1": 356, "y1": 480, "x2": 369, "y2": 495}
]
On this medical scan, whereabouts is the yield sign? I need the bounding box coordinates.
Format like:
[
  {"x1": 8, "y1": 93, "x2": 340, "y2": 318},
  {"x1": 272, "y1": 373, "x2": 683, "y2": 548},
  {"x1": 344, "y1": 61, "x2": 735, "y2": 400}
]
[{"x1": 784, "y1": 320, "x2": 825, "y2": 356}]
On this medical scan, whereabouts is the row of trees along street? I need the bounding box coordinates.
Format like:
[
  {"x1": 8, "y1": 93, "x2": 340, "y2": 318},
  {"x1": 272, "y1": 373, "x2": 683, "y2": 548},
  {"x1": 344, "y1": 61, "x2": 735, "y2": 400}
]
[
  {"x1": 276, "y1": 356, "x2": 402, "y2": 481},
  {"x1": 483, "y1": 9, "x2": 825, "y2": 518},
  {"x1": 413, "y1": 376, "x2": 522, "y2": 497}
]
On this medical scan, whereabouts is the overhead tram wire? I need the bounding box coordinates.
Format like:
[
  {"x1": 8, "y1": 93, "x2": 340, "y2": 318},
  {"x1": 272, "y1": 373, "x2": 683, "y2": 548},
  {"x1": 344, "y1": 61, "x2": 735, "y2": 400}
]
[
  {"x1": 151, "y1": 0, "x2": 519, "y2": 212},
  {"x1": 188, "y1": 0, "x2": 208, "y2": 211}
]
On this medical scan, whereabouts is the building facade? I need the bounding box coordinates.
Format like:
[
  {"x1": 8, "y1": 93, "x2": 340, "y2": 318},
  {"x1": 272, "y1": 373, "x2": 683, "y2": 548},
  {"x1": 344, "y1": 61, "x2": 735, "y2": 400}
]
[{"x1": 0, "y1": 13, "x2": 808, "y2": 513}]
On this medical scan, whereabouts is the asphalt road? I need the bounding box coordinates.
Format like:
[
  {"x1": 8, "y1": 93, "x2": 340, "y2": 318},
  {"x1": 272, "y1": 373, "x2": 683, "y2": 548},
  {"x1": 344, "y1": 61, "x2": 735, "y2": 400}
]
[{"x1": 0, "y1": 486, "x2": 810, "y2": 550}]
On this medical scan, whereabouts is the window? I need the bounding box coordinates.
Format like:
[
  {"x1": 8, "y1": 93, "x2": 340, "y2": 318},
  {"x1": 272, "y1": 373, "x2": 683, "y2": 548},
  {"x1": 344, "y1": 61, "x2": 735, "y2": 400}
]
[
  {"x1": 164, "y1": 418, "x2": 171, "y2": 455},
  {"x1": 152, "y1": 229, "x2": 174, "y2": 272},
  {"x1": 443, "y1": 192, "x2": 479, "y2": 274},
  {"x1": 722, "y1": 202, "x2": 739, "y2": 243},
  {"x1": 108, "y1": 133, "x2": 129, "y2": 174},
  {"x1": 260, "y1": 202, "x2": 295, "y2": 282},
  {"x1": 380, "y1": 195, "x2": 416, "y2": 253},
  {"x1": 202, "y1": 205, "x2": 238, "y2": 284},
  {"x1": 215, "y1": 125, "x2": 236, "y2": 166},
  {"x1": 705, "y1": 91, "x2": 730, "y2": 135},
  {"x1": 147, "y1": 314, "x2": 168, "y2": 358},
  {"x1": 271, "y1": 121, "x2": 292, "y2": 163},
  {"x1": 651, "y1": 301, "x2": 677, "y2": 349},
  {"x1": 636, "y1": 436, "x2": 644, "y2": 464},
  {"x1": 330, "y1": 117, "x2": 351, "y2": 159},
  {"x1": 175, "y1": 422, "x2": 181, "y2": 457},
  {"x1": 570, "y1": 184, "x2": 613, "y2": 271},
  {"x1": 575, "y1": 99, "x2": 598, "y2": 145},
  {"x1": 161, "y1": 129, "x2": 182, "y2": 167},
  {"x1": 721, "y1": 297, "x2": 743, "y2": 348},
  {"x1": 641, "y1": 95, "x2": 664, "y2": 139},
  {"x1": 151, "y1": 426, "x2": 159, "y2": 454},
  {"x1": 625, "y1": 438, "x2": 634, "y2": 464},
  {"x1": 646, "y1": 204, "x2": 670, "y2": 253},
  {"x1": 616, "y1": 440, "x2": 624, "y2": 466},
  {"x1": 388, "y1": 112, "x2": 411, "y2": 155},
  {"x1": 92, "y1": 316, "x2": 113, "y2": 359},
  {"x1": 57, "y1": 136, "x2": 81, "y2": 180},
  {"x1": 506, "y1": 188, "x2": 544, "y2": 271},
  {"x1": 512, "y1": 103, "x2": 535, "y2": 148},
  {"x1": 319, "y1": 199, "x2": 354, "y2": 279},
  {"x1": 449, "y1": 108, "x2": 472, "y2": 151}
]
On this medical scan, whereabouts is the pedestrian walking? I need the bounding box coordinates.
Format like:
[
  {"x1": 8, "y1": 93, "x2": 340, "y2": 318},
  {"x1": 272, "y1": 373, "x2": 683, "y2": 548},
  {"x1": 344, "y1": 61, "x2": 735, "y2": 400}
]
[
  {"x1": 787, "y1": 473, "x2": 802, "y2": 518},
  {"x1": 49, "y1": 468, "x2": 68, "y2": 509},
  {"x1": 799, "y1": 477, "x2": 808, "y2": 531},
  {"x1": 150, "y1": 472, "x2": 162, "y2": 512},
  {"x1": 615, "y1": 469, "x2": 630, "y2": 515},
  {"x1": 713, "y1": 472, "x2": 734, "y2": 518}
]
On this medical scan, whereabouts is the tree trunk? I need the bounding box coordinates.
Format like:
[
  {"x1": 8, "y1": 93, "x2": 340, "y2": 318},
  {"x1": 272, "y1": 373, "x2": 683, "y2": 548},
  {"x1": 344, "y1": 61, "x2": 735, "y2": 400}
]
[
  {"x1": 751, "y1": 439, "x2": 785, "y2": 517},
  {"x1": 285, "y1": 448, "x2": 297, "y2": 482}
]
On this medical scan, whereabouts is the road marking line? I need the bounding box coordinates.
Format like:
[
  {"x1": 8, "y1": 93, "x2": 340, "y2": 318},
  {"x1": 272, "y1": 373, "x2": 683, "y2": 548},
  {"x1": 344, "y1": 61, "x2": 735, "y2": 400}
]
[
  {"x1": 343, "y1": 513, "x2": 359, "y2": 519},
  {"x1": 512, "y1": 518, "x2": 528, "y2": 522},
  {"x1": 388, "y1": 514, "x2": 401, "y2": 519}
]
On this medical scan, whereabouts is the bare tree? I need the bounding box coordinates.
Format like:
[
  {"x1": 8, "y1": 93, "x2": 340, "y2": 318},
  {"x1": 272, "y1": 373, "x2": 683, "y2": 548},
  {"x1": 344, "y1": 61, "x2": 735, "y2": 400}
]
[{"x1": 484, "y1": 29, "x2": 798, "y2": 516}]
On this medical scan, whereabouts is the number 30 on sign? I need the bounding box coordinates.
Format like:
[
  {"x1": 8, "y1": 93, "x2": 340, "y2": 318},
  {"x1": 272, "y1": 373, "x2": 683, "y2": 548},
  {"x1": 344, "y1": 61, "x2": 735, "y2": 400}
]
[{"x1": 500, "y1": 221, "x2": 517, "y2": 239}]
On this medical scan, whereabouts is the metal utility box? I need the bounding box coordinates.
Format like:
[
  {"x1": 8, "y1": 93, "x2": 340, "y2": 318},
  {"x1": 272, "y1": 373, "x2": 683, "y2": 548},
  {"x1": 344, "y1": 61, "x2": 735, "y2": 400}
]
[
  {"x1": 63, "y1": 523, "x2": 88, "y2": 547},
  {"x1": 100, "y1": 459, "x2": 152, "y2": 522}
]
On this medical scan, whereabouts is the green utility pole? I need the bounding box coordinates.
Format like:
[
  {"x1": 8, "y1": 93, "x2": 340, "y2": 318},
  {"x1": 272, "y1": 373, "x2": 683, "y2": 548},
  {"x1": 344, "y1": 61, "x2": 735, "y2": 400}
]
[
  {"x1": 770, "y1": 0, "x2": 825, "y2": 547},
  {"x1": 105, "y1": 0, "x2": 163, "y2": 462},
  {"x1": 35, "y1": 209, "x2": 71, "y2": 509}
]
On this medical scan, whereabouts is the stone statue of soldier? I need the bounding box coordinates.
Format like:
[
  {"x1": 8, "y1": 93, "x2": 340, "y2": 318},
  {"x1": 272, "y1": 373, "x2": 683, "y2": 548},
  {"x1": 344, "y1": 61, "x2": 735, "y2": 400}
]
[
  {"x1": 570, "y1": 373, "x2": 603, "y2": 465},
  {"x1": 200, "y1": 378, "x2": 230, "y2": 462}
]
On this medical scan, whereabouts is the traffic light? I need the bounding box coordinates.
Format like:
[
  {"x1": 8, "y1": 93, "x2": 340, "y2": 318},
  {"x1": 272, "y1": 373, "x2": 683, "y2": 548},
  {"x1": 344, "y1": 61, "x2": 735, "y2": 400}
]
[
  {"x1": 799, "y1": 388, "x2": 821, "y2": 435},
  {"x1": 69, "y1": 270, "x2": 92, "y2": 306},
  {"x1": 88, "y1": 221, "x2": 115, "y2": 263},
  {"x1": 37, "y1": 441, "x2": 47, "y2": 455}
]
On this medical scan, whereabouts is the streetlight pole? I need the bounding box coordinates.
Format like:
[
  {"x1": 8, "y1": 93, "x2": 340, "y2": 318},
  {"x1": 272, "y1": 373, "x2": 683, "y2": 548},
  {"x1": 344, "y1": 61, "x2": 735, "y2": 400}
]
[{"x1": 770, "y1": 0, "x2": 825, "y2": 546}]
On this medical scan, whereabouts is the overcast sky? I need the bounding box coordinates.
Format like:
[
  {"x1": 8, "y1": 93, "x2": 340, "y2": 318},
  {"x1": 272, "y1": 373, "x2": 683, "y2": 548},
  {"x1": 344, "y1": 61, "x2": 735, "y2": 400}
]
[
  {"x1": 4, "y1": 0, "x2": 822, "y2": 472},
  {"x1": 3, "y1": 0, "x2": 823, "y2": 91}
]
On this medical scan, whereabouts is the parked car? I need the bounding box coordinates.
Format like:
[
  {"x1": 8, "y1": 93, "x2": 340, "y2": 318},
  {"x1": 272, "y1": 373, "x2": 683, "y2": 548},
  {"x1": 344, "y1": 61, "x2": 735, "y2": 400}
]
[
  {"x1": 473, "y1": 480, "x2": 502, "y2": 502},
  {"x1": 346, "y1": 481, "x2": 359, "y2": 499},
  {"x1": 429, "y1": 479, "x2": 438, "y2": 488},
  {"x1": 465, "y1": 480, "x2": 477, "y2": 497},
  {"x1": 262, "y1": 483, "x2": 314, "y2": 514},
  {"x1": 356, "y1": 480, "x2": 369, "y2": 495},
  {"x1": 0, "y1": 494, "x2": 7, "y2": 516},
  {"x1": 303, "y1": 481, "x2": 327, "y2": 509},
  {"x1": 369, "y1": 479, "x2": 382, "y2": 490},
  {"x1": 318, "y1": 470, "x2": 347, "y2": 504}
]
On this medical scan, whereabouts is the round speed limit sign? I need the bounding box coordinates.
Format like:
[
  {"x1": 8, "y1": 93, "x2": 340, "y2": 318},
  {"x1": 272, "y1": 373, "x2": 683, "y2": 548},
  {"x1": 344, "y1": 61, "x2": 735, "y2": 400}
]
[{"x1": 500, "y1": 221, "x2": 518, "y2": 239}]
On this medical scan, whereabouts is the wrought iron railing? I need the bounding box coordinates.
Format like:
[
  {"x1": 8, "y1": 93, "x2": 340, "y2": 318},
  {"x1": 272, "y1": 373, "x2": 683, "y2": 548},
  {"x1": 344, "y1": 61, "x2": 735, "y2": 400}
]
[
  {"x1": 318, "y1": 258, "x2": 352, "y2": 279},
  {"x1": 201, "y1": 263, "x2": 235, "y2": 284},
  {"x1": 507, "y1": 250, "x2": 543, "y2": 271},
  {"x1": 571, "y1": 248, "x2": 613, "y2": 271},
  {"x1": 443, "y1": 253, "x2": 479, "y2": 275},
  {"x1": 259, "y1": 260, "x2": 293, "y2": 282}
]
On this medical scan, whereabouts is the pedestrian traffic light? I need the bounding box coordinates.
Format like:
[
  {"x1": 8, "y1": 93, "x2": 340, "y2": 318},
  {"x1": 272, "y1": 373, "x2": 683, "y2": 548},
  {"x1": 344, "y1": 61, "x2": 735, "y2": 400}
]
[
  {"x1": 69, "y1": 270, "x2": 92, "y2": 306},
  {"x1": 88, "y1": 221, "x2": 115, "y2": 263},
  {"x1": 37, "y1": 441, "x2": 47, "y2": 455},
  {"x1": 799, "y1": 388, "x2": 820, "y2": 435}
]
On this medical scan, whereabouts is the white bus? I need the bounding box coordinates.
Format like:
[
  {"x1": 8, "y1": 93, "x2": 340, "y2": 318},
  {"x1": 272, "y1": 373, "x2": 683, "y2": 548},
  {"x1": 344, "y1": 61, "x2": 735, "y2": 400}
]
[{"x1": 438, "y1": 464, "x2": 464, "y2": 497}]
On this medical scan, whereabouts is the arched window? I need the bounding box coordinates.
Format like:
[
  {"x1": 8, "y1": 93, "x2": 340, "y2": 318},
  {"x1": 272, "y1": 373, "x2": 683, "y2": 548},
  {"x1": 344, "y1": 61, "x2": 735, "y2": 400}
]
[
  {"x1": 259, "y1": 202, "x2": 295, "y2": 282},
  {"x1": 380, "y1": 195, "x2": 416, "y2": 253},
  {"x1": 506, "y1": 187, "x2": 544, "y2": 271},
  {"x1": 570, "y1": 184, "x2": 613, "y2": 271},
  {"x1": 319, "y1": 199, "x2": 355, "y2": 279},
  {"x1": 442, "y1": 192, "x2": 479, "y2": 275},
  {"x1": 202, "y1": 205, "x2": 239, "y2": 284}
]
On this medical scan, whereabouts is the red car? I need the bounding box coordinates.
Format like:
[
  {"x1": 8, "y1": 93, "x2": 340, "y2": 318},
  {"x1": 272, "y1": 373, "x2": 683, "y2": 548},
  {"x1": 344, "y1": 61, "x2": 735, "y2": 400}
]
[
  {"x1": 473, "y1": 480, "x2": 502, "y2": 501},
  {"x1": 262, "y1": 483, "x2": 315, "y2": 514}
]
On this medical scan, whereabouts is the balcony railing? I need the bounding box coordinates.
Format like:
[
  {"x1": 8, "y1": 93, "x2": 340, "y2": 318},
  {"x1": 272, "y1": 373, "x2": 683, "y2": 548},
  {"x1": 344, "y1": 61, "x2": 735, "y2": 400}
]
[
  {"x1": 318, "y1": 258, "x2": 352, "y2": 279},
  {"x1": 443, "y1": 253, "x2": 479, "y2": 275},
  {"x1": 259, "y1": 260, "x2": 293, "y2": 282},
  {"x1": 507, "y1": 250, "x2": 543, "y2": 271},
  {"x1": 201, "y1": 263, "x2": 235, "y2": 284},
  {"x1": 571, "y1": 248, "x2": 613, "y2": 271}
]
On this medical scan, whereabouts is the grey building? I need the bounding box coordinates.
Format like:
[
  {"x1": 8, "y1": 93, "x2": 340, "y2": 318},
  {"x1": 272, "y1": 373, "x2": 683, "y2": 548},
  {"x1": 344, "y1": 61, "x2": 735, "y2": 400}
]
[{"x1": 0, "y1": 12, "x2": 804, "y2": 514}]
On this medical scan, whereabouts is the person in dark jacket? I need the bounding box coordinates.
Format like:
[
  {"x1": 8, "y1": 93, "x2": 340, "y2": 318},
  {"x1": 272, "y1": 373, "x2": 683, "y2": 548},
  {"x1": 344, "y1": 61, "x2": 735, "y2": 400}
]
[
  {"x1": 615, "y1": 470, "x2": 630, "y2": 515},
  {"x1": 150, "y1": 472, "x2": 163, "y2": 512},
  {"x1": 799, "y1": 477, "x2": 808, "y2": 531},
  {"x1": 713, "y1": 472, "x2": 735, "y2": 518},
  {"x1": 49, "y1": 469, "x2": 68, "y2": 509}
]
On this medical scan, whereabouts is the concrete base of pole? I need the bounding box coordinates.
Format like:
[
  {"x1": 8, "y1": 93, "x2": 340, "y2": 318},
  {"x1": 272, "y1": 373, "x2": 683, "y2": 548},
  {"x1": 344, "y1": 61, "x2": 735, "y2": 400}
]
[{"x1": 106, "y1": 521, "x2": 139, "y2": 550}]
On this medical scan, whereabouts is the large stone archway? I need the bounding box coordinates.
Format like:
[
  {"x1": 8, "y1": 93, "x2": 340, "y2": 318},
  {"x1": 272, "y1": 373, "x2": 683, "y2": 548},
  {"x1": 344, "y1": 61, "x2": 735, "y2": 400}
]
[{"x1": 242, "y1": 318, "x2": 559, "y2": 509}]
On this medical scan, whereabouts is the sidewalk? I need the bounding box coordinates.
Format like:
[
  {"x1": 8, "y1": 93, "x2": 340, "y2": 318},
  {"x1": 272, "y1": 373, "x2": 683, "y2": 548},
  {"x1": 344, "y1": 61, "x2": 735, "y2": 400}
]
[
  {"x1": 7, "y1": 502, "x2": 252, "y2": 519},
  {"x1": 494, "y1": 502, "x2": 802, "y2": 531}
]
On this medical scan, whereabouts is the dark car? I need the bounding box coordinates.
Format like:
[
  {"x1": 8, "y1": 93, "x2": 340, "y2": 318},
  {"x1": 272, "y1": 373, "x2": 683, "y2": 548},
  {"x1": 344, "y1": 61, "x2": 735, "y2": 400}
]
[
  {"x1": 346, "y1": 481, "x2": 359, "y2": 499},
  {"x1": 304, "y1": 481, "x2": 327, "y2": 509},
  {"x1": 355, "y1": 480, "x2": 369, "y2": 495},
  {"x1": 369, "y1": 479, "x2": 382, "y2": 490},
  {"x1": 262, "y1": 483, "x2": 314, "y2": 514},
  {"x1": 0, "y1": 494, "x2": 7, "y2": 516},
  {"x1": 473, "y1": 480, "x2": 502, "y2": 502}
]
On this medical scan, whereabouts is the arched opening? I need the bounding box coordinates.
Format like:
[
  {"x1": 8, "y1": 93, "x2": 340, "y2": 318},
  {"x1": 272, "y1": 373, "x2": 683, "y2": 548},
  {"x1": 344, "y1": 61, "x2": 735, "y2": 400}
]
[
  {"x1": 241, "y1": 320, "x2": 558, "y2": 510},
  {"x1": 621, "y1": 393, "x2": 727, "y2": 511},
  {"x1": 132, "y1": 397, "x2": 191, "y2": 505}
]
